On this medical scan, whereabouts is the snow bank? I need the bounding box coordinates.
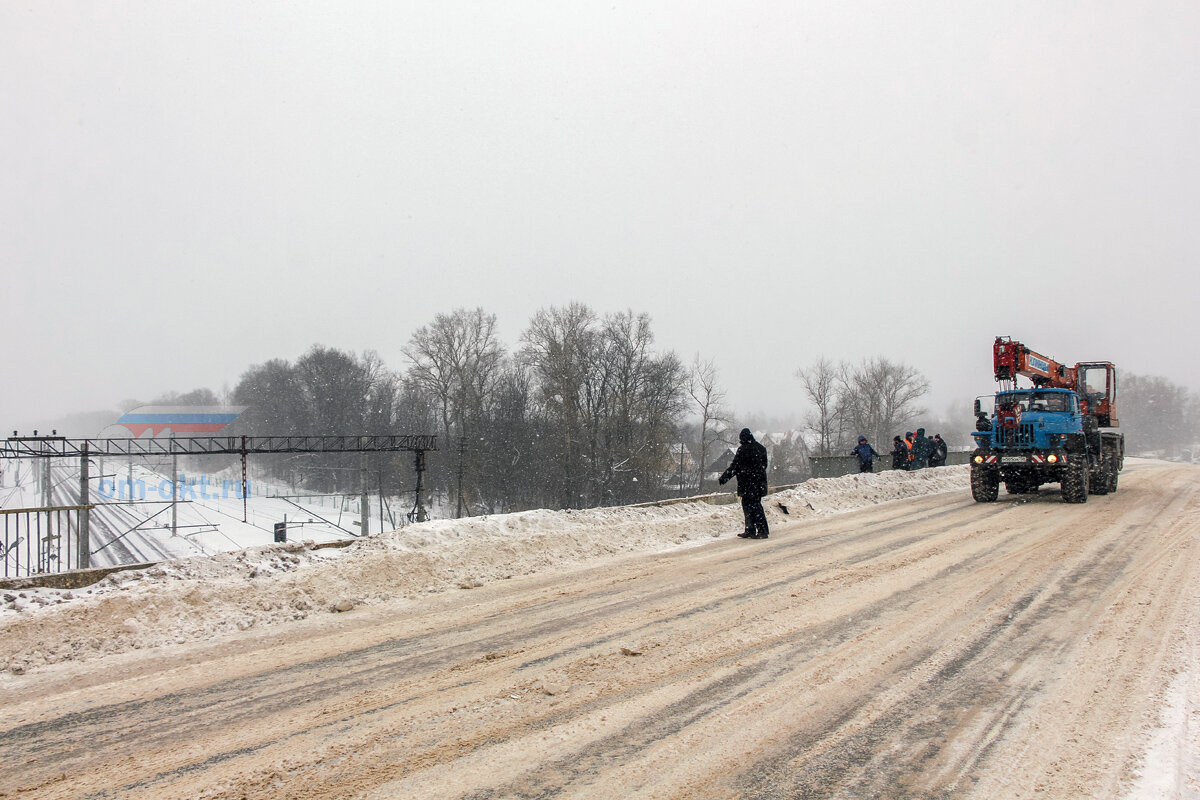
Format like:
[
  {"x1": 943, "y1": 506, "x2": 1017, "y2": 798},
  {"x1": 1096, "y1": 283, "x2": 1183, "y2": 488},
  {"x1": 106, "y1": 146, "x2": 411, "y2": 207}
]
[{"x1": 0, "y1": 466, "x2": 968, "y2": 675}]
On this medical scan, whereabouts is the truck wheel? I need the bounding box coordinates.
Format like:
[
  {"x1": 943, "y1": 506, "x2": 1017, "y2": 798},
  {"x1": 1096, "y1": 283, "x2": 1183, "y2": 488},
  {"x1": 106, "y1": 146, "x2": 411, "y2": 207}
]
[
  {"x1": 971, "y1": 465, "x2": 999, "y2": 502},
  {"x1": 1062, "y1": 458, "x2": 1088, "y2": 503},
  {"x1": 1105, "y1": 453, "x2": 1119, "y2": 493},
  {"x1": 1089, "y1": 460, "x2": 1110, "y2": 495}
]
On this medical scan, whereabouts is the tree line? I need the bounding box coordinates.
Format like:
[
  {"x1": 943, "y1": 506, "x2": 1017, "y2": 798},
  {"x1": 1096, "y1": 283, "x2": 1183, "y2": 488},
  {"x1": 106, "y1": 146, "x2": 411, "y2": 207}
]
[
  {"x1": 219, "y1": 305, "x2": 719, "y2": 515},
  {"x1": 795, "y1": 357, "x2": 931, "y2": 456},
  {"x1": 1119, "y1": 373, "x2": 1200, "y2": 458},
  {"x1": 153, "y1": 316, "x2": 937, "y2": 513}
]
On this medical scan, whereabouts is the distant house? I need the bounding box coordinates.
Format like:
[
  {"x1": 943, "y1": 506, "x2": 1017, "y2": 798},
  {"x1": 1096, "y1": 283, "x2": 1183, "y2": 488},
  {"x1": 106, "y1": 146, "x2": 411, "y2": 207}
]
[
  {"x1": 665, "y1": 442, "x2": 701, "y2": 494},
  {"x1": 706, "y1": 448, "x2": 735, "y2": 476},
  {"x1": 703, "y1": 430, "x2": 812, "y2": 489}
]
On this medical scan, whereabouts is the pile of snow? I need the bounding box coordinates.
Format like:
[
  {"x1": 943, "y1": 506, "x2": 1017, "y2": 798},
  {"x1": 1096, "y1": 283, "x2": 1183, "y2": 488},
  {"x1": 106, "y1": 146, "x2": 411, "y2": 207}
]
[{"x1": 0, "y1": 466, "x2": 968, "y2": 675}]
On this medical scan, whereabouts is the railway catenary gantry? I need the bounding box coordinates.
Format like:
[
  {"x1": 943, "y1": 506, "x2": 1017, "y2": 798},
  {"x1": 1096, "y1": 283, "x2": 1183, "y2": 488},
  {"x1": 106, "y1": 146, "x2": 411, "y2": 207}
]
[
  {"x1": 2, "y1": 434, "x2": 438, "y2": 572},
  {"x1": 1, "y1": 434, "x2": 438, "y2": 459}
]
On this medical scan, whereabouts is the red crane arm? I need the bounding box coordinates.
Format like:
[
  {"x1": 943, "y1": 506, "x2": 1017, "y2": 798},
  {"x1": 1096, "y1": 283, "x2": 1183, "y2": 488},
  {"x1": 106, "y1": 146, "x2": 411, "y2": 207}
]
[
  {"x1": 992, "y1": 336, "x2": 1119, "y2": 426},
  {"x1": 993, "y1": 336, "x2": 1076, "y2": 388}
]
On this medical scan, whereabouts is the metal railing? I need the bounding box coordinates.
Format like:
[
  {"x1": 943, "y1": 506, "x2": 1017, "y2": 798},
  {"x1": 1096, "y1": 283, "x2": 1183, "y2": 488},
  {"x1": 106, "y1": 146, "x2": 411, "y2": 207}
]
[{"x1": 1, "y1": 505, "x2": 91, "y2": 578}]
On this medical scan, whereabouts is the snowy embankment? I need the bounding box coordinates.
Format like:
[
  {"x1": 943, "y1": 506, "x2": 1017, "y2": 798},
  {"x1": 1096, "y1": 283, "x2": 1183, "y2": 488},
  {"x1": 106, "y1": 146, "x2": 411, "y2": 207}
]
[{"x1": 0, "y1": 467, "x2": 968, "y2": 675}]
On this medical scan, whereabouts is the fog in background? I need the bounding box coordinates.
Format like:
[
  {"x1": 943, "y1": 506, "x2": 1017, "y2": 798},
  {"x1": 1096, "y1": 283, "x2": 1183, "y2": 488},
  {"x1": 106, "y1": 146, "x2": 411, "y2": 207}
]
[{"x1": 3, "y1": 2, "x2": 1197, "y2": 435}]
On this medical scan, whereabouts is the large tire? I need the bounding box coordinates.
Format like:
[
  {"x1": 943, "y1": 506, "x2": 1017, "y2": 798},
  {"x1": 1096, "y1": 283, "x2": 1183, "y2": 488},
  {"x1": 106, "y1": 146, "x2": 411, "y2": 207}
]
[
  {"x1": 1062, "y1": 457, "x2": 1088, "y2": 503},
  {"x1": 1106, "y1": 452, "x2": 1119, "y2": 493},
  {"x1": 971, "y1": 464, "x2": 999, "y2": 502},
  {"x1": 1089, "y1": 458, "x2": 1110, "y2": 495}
]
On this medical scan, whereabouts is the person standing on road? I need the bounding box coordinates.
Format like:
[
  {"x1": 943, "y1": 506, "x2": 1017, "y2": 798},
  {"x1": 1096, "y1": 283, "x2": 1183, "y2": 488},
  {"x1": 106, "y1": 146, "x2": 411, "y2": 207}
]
[
  {"x1": 719, "y1": 428, "x2": 770, "y2": 539},
  {"x1": 891, "y1": 435, "x2": 908, "y2": 471},
  {"x1": 850, "y1": 436, "x2": 879, "y2": 473}
]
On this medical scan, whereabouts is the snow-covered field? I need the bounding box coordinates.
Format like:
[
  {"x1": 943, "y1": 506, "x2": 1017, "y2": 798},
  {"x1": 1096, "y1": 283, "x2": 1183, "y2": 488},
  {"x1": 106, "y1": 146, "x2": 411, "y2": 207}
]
[
  {"x1": 1, "y1": 466, "x2": 967, "y2": 674},
  {"x1": 1, "y1": 458, "x2": 383, "y2": 567}
]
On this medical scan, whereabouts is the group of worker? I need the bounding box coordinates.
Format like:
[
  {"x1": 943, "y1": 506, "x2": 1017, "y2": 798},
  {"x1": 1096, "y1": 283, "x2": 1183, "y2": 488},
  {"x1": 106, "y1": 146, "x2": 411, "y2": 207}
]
[{"x1": 851, "y1": 428, "x2": 947, "y2": 473}]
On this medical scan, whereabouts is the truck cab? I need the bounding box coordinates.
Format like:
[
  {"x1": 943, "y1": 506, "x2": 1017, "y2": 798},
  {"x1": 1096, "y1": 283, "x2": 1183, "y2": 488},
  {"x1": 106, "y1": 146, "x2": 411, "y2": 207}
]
[{"x1": 973, "y1": 388, "x2": 1082, "y2": 452}]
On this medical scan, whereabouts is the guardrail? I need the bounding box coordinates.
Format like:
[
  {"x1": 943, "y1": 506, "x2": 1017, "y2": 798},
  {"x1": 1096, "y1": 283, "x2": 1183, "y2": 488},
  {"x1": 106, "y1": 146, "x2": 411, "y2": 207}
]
[{"x1": 1, "y1": 505, "x2": 92, "y2": 578}]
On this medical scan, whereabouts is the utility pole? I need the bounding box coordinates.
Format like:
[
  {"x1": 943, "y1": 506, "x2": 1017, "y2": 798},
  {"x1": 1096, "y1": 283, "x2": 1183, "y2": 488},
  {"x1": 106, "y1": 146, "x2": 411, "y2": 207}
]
[
  {"x1": 679, "y1": 443, "x2": 685, "y2": 498},
  {"x1": 413, "y1": 450, "x2": 427, "y2": 522},
  {"x1": 42, "y1": 455, "x2": 51, "y2": 508},
  {"x1": 171, "y1": 446, "x2": 178, "y2": 538},
  {"x1": 78, "y1": 442, "x2": 90, "y2": 569},
  {"x1": 240, "y1": 436, "x2": 248, "y2": 523},
  {"x1": 377, "y1": 471, "x2": 386, "y2": 533},
  {"x1": 456, "y1": 435, "x2": 466, "y2": 518}
]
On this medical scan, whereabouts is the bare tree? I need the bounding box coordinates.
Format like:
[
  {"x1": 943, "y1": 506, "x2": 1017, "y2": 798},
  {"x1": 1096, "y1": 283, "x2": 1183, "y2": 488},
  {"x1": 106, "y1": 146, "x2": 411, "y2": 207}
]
[
  {"x1": 520, "y1": 304, "x2": 687, "y2": 508},
  {"x1": 519, "y1": 302, "x2": 601, "y2": 508},
  {"x1": 294, "y1": 346, "x2": 377, "y2": 436},
  {"x1": 839, "y1": 357, "x2": 930, "y2": 448},
  {"x1": 473, "y1": 362, "x2": 536, "y2": 513},
  {"x1": 688, "y1": 355, "x2": 729, "y2": 492},
  {"x1": 632, "y1": 349, "x2": 687, "y2": 502},
  {"x1": 403, "y1": 308, "x2": 505, "y2": 515},
  {"x1": 403, "y1": 308, "x2": 504, "y2": 448},
  {"x1": 1121, "y1": 373, "x2": 1197, "y2": 457},
  {"x1": 597, "y1": 310, "x2": 683, "y2": 504},
  {"x1": 228, "y1": 346, "x2": 397, "y2": 491},
  {"x1": 796, "y1": 358, "x2": 843, "y2": 455},
  {"x1": 291, "y1": 346, "x2": 389, "y2": 490},
  {"x1": 232, "y1": 359, "x2": 306, "y2": 436}
]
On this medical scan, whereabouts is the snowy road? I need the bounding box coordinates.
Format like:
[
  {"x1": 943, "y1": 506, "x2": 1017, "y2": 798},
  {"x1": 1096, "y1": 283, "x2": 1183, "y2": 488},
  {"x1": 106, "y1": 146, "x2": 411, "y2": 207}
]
[{"x1": 1, "y1": 461, "x2": 1197, "y2": 799}]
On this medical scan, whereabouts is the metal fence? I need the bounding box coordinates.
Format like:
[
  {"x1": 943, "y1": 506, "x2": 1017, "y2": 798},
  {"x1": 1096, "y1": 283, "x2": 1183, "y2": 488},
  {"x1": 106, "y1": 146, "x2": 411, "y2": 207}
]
[{"x1": 1, "y1": 505, "x2": 90, "y2": 578}]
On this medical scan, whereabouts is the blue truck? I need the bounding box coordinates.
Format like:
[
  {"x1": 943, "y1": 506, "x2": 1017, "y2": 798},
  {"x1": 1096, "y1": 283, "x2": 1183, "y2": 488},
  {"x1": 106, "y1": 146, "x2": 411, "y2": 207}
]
[{"x1": 970, "y1": 337, "x2": 1124, "y2": 503}]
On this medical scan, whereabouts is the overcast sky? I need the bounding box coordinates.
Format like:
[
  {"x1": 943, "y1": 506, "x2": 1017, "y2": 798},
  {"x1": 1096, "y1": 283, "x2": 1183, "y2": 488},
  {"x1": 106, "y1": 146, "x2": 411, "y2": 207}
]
[{"x1": 3, "y1": 1, "x2": 1198, "y2": 435}]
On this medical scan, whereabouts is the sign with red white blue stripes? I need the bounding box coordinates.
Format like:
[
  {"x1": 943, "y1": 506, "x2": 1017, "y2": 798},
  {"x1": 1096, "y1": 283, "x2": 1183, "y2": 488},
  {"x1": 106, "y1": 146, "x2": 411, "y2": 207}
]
[{"x1": 113, "y1": 406, "x2": 246, "y2": 437}]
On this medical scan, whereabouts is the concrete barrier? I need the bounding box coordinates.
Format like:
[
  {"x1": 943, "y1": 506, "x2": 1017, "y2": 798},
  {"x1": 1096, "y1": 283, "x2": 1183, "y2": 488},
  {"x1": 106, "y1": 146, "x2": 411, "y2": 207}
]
[
  {"x1": 810, "y1": 452, "x2": 971, "y2": 479},
  {"x1": 0, "y1": 538, "x2": 357, "y2": 591},
  {"x1": 0, "y1": 561, "x2": 156, "y2": 592}
]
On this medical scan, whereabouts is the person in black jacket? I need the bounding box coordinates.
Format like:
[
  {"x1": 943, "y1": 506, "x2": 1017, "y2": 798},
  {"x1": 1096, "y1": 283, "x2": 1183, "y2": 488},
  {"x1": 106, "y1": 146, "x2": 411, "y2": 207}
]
[
  {"x1": 912, "y1": 428, "x2": 931, "y2": 470},
  {"x1": 719, "y1": 428, "x2": 770, "y2": 539},
  {"x1": 891, "y1": 435, "x2": 908, "y2": 470},
  {"x1": 929, "y1": 434, "x2": 948, "y2": 467}
]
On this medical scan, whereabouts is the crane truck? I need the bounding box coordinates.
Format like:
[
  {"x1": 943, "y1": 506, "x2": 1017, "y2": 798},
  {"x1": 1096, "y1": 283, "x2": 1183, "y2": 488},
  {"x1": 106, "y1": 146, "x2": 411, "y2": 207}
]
[{"x1": 970, "y1": 336, "x2": 1124, "y2": 503}]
